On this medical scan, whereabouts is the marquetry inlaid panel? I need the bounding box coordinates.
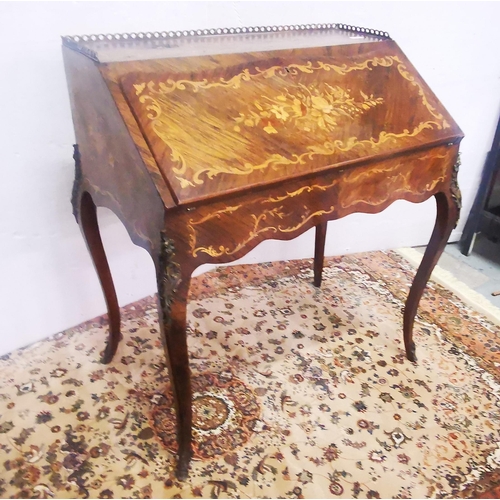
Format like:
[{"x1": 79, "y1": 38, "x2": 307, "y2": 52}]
[{"x1": 121, "y1": 42, "x2": 458, "y2": 205}]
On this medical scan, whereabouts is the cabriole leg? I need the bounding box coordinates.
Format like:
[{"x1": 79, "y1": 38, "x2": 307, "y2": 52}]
[
  {"x1": 156, "y1": 234, "x2": 192, "y2": 480},
  {"x1": 403, "y1": 188, "x2": 460, "y2": 362},
  {"x1": 77, "y1": 191, "x2": 122, "y2": 363},
  {"x1": 314, "y1": 221, "x2": 328, "y2": 287}
]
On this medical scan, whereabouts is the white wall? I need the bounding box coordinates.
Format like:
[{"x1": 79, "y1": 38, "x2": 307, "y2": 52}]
[{"x1": 1, "y1": 1, "x2": 500, "y2": 356}]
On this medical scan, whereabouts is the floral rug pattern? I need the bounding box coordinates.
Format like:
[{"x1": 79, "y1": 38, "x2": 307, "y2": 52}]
[{"x1": 0, "y1": 251, "x2": 500, "y2": 498}]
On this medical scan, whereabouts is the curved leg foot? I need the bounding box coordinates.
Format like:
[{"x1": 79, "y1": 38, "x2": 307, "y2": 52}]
[
  {"x1": 156, "y1": 234, "x2": 193, "y2": 480},
  {"x1": 101, "y1": 335, "x2": 121, "y2": 364},
  {"x1": 175, "y1": 447, "x2": 192, "y2": 481},
  {"x1": 403, "y1": 190, "x2": 459, "y2": 361},
  {"x1": 78, "y1": 191, "x2": 122, "y2": 363},
  {"x1": 406, "y1": 341, "x2": 417, "y2": 363},
  {"x1": 314, "y1": 221, "x2": 328, "y2": 287}
]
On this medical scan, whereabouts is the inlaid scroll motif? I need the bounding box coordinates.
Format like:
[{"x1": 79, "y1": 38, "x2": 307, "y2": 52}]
[
  {"x1": 338, "y1": 159, "x2": 447, "y2": 210},
  {"x1": 136, "y1": 57, "x2": 414, "y2": 98},
  {"x1": 189, "y1": 202, "x2": 338, "y2": 257},
  {"x1": 188, "y1": 150, "x2": 451, "y2": 258},
  {"x1": 262, "y1": 178, "x2": 339, "y2": 203},
  {"x1": 188, "y1": 178, "x2": 340, "y2": 257},
  {"x1": 189, "y1": 207, "x2": 284, "y2": 257},
  {"x1": 157, "y1": 233, "x2": 182, "y2": 323}
]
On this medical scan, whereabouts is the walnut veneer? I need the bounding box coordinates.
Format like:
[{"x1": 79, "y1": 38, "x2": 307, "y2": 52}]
[{"x1": 62, "y1": 24, "x2": 463, "y2": 479}]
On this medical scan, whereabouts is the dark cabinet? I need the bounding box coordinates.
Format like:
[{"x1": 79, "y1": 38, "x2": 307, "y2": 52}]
[{"x1": 461, "y1": 113, "x2": 500, "y2": 254}]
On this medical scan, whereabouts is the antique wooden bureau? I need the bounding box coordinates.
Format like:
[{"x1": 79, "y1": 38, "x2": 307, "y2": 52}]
[{"x1": 62, "y1": 23, "x2": 463, "y2": 479}]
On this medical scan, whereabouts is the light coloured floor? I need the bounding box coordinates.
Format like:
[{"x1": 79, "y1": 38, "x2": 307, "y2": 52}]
[{"x1": 415, "y1": 234, "x2": 500, "y2": 308}]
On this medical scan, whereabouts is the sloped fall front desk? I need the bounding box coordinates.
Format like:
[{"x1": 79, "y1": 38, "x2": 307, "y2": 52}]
[{"x1": 62, "y1": 24, "x2": 463, "y2": 479}]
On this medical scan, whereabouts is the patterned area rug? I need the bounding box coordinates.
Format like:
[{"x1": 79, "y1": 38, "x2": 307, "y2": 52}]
[{"x1": 1, "y1": 251, "x2": 500, "y2": 499}]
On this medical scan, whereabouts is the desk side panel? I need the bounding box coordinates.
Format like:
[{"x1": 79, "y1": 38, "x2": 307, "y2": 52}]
[{"x1": 63, "y1": 47, "x2": 165, "y2": 252}]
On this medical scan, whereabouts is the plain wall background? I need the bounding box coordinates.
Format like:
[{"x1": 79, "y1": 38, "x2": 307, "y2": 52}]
[{"x1": 1, "y1": 1, "x2": 500, "y2": 356}]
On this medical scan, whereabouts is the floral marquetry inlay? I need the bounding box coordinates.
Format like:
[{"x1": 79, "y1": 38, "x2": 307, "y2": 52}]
[
  {"x1": 234, "y1": 83, "x2": 384, "y2": 135},
  {"x1": 121, "y1": 48, "x2": 456, "y2": 204}
]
